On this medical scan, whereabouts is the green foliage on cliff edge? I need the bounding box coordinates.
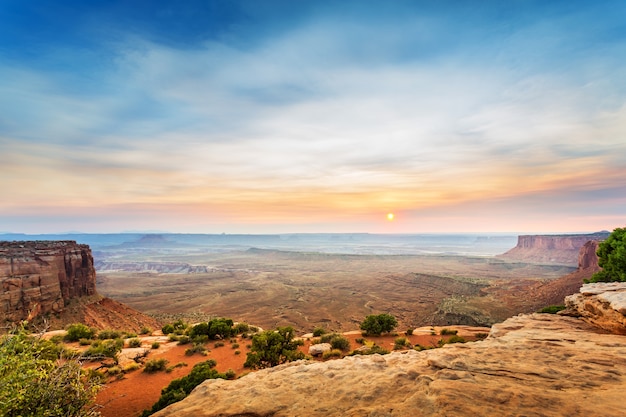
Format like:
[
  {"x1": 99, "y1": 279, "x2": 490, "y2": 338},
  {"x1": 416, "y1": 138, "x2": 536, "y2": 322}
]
[
  {"x1": 0, "y1": 324, "x2": 102, "y2": 417},
  {"x1": 360, "y1": 313, "x2": 398, "y2": 336},
  {"x1": 244, "y1": 326, "x2": 304, "y2": 369},
  {"x1": 587, "y1": 227, "x2": 626, "y2": 283}
]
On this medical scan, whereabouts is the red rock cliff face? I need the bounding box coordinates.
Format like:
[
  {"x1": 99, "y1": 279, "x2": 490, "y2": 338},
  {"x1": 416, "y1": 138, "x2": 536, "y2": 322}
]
[
  {"x1": 0, "y1": 241, "x2": 97, "y2": 323},
  {"x1": 498, "y1": 232, "x2": 608, "y2": 265}
]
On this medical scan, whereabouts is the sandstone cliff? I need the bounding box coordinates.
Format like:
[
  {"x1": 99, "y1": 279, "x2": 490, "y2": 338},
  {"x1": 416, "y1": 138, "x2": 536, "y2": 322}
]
[
  {"x1": 498, "y1": 232, "x2": 608, "y2": 265},
  {"x1": 155, "y1": 283, "x2": 626, "y2": 417},
  {"x1": 1, "y1": 241, "x2": 96, "y2": 323}
]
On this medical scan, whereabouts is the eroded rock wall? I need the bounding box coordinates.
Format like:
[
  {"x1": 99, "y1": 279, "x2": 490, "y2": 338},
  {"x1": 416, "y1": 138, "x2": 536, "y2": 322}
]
[
  {"x1": 564, "y1": 282, "x2": 626, "y2": 335},
  {"x1": 0, "y1": 241, "x2": 96, "y2": 323},
  {"x1": 499, "y1": 232, "x2": 608, "y2": 265}
]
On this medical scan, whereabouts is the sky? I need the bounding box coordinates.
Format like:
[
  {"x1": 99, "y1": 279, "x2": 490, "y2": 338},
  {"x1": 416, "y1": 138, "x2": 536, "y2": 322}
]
[{"x1": 1, "y1": 0, "x2": 625, "y2": 234}]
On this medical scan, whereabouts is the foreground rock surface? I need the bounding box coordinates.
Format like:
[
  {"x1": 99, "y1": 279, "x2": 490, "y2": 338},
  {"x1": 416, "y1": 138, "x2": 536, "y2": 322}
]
[{"x1": 155, "y1": 312, "x2": 626, "y2": 417}]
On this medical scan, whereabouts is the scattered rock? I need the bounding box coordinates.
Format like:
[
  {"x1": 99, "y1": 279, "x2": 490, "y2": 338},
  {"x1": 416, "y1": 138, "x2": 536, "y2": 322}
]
[{"x1": 308, "y1": 343, "x2": 332, "y2": 356}]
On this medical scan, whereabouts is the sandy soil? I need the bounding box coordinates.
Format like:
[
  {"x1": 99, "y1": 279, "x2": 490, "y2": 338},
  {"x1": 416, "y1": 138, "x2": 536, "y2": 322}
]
[{"x1": 94, "y1": 328, "x2": 485, "y2": 417}]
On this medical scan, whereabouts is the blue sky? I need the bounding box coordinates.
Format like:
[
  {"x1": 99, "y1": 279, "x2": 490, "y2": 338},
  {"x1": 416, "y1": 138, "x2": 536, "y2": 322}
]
[{"x1": 1, "y1": 0, "x2": 625, "y2": 234}]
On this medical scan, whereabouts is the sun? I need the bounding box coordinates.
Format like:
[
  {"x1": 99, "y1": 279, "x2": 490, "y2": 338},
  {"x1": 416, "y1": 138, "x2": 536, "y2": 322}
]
[{"x1": 386, "y1": 213, "x2": 395, "y2": 221}]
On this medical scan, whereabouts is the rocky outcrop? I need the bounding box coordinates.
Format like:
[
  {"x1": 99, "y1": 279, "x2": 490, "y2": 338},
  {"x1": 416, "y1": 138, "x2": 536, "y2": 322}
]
[
  {"x1": 578, "y1": 240, "x2": 600, "y2": 270},
  {"x1": 1, "y1": 241, "x2": 97, "y2": 323},
  {"x1": 564, "y1": 282, "x2": 626, "y2": 335},
  {"x1": 498, "y1": 232, "x2": 608, "y2": 265},
  {"x1": 154, "y1": 310, "x2": 626, "y2": 417}
]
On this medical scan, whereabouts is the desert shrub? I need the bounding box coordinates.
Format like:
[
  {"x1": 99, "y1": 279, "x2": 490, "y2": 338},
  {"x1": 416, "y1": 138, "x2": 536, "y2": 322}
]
[
  {"x1": 214, "y1": 341, "x2": 225, "y2": 348},
  {"x1": 50, "y1": 334, "x2": 64, "y2": 344},
  {"x1": 79, "y1": 338, "x2": 93, "y2": 346},
  {"x1": 225, "y1": 369, "x2": 236, "y2": 379},
  {"x1": 128, "y1": 338, "x2": 142, "y2": 348},
  {"x1": 106, "y1": 366, "x2": 122, "y2": 376},
  {"x1": 140, "y1": 327, "x2": 152, "y2": 335},
  {"x1": 1, "y1": 325, "x2": 102, "y2": 417},
  {"x1": 231, "y1": 342, "x2": 240, "y2": 349},
  {"x1": 312, "y1": 327, "x2": 326, "y2": 337},
  {"x1": 141, "y1": 359, "x2": 224, "y2": 416},
  {"x1": 360, "y1": 313, "x2": 397, "y2": 336},
  {"x1": 151, "y1": 341, "x2": 161, "y2": 349},
  {"x1": 161, "y1": 324, "x2": 175, "y2": 334},
  {"x1": 168, "y1": 334, "x2": 179, "y2": 342},
  {"x1": 587, "y1": 227, "x2": 626, "y2": 282},
  {"x1": 440, "y1": 328, "x2": 458, "y2": 336},
  {"x1": 176, "y1": 335, "x2": 191, "y2": 345},
  {"x1": 539, "y1": 305, "x2": 566, "y2": 314},
  {"x1": 244, "y1": 327, "x2": 305, "y2": 369},
  {"x1": 406, "y1": 328, "x2": 414, "y2": 336},
  {"x1": 125, "y1": 332, "x2": 138, "y2": 338},
  {"x1": 144, "y1": 358, "x2": 169, "y2": 373},
  {"x1": 322, "y1": 349, "x2": 343, "y2": 359},
  {"x1": 329, "y1": 335, "x2": 350, "y2": 351},
  {"x1": 189, "y1": 318, "x2": 235, "y2": 340},
  {"x1": 234, "y1": 322, "x2": 250, "y2": 334},
  {"x1": 191, "y1": 334, "x2": 208, "y2": 344},
  {"x1": 234, "y1": 350, "x2": 241, "y2": 355},
  {"x1": 438, "y1": 335, "x2": 466, "y2": 346},
  {"x1": 475, "y1": 333, "x2": 489, "y2": 340},
  {"x1": 349, "y1": 344, "x2": 389, "y2": 356},
  {"x1": 184, "y1": 344, "x2": 208, "y2": 356},
  {"x1": 98, "y1": 329, "x2": 122, "y2": 340},
  {"x1": 82, "y1": 339, "x2": 123, "y2": 363},
  {"x1": 123, "y1": 362, "x2": 140, "y2": 372},
  {"x1": 64, "y1": 323, "x2": 96, "y2": 342},
  {"x1": 394, "y1": 337, "x2": 410, "y2": 350}
]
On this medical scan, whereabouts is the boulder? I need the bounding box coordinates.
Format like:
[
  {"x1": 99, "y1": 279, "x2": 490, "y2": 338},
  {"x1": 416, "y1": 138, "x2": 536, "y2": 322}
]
[{"x1": 308, "y1": 343, "x2": 332, "y2": 356}]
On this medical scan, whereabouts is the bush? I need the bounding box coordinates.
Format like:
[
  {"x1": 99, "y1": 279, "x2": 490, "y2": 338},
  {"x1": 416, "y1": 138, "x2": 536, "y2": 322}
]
[
  {"x1": 539, "y1": 305, "x2": 566, "y2": 314},
  {"x1": 81, "y1": 339, "x2": 123, "y2": 363},
  {"x1": 355, "y1": 337, "x2": 366, "y2": 344},
  {"x1": 151, "y1": 341, "x2": 161, "y2": 349},
  {"x1": 144, "y1": 358, "x2": 169, "y2": 373},
  {"x1": 438, "y1": 335, "x2": 466, "y2": 346},
  {"x1": 123, "y1": 362, "x2": 140, "y2": 372},
  {"x1": 312, "y1": 327, "x2": 326, "y2": 337},
  {"x1": 475, "y1": 333, "x2": 489, "y2": 340},
  {"x1": 322, "y1": 349, "x2": 343, "y2": 359},
  {"x1": 326, "y1": 334, "x2": 350, "y2": 351},
  {"x1": 406, "y1": 328, "x2": 414, "y2": 336},
  {"x1": 214, "y1": 341, "x2": 225, "y2": 348},
  {"x1": 394, "y1": 337, "x2": 410, "y2": 350},
  {"x1": 128, "y1": 338, "x2": 142, "y2": 348},
  {"x1": 360, "y1": 313, "x2": 397, "y2": 336},
  {"x1": 587, "y1": 227, "x2": 626, "y2": 282},
  {"x1": 176, "y1": 335, "x2": 191, "y2": 345},
  {"x1": 234, "y1": 322, "x2": 250, "y2": 334},
  {"x1": 189, "y1": 318, "x2": 235, "y2": 340},
  {"x1": 141, "y1": 360, "x2": 225, "y2": 416},
  {"x1": 244, "y1": 327, "x2": 305, "y2": 369},
  {"x1": 440, "y1": 328, "x2": 458, "y2": 336},
  {"x1": 64, "y1": 323, "x2": 95, "y2": 342},
  {"x1": 79, "y1": 338, "x2": 93, "y2": 346},
  {"x1": 231, "y1": 342, "x2": 240, "y2": 349},
  {"x1": 98, "y1": 329, "x2": 122, "y2": 340},
  {"x1": 1, "y1": 325, "x2": 102, "y2": 417},
  {"x1": 184, "y1": 344, "x2": 208, "y2": 356},
  {"x1": 161, "y1": 324, "x2": 175, "y2": 335},
  {"x1": 140, "y1": 327, "x2": 152, "y2": 335}
]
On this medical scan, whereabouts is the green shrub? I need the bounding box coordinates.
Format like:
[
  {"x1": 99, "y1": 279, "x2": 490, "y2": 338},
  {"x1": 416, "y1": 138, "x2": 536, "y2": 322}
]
[
  {"x1": 355, "y1": 337, "x2": 366, "y2": 345},
  {"x1": 176, "y1": 335, "x2": 191, "y2": 345},
  {"x1": 587, "y1": 227, "x2": 626, "y2": 282},
  {"x1": 244, "y1": 327, "x2": 304, "y2": 369},
  {"x1": 184, "y1": 344, "x2": 208, "y2": 356},
  {"x1": 312, "y1": 327, "x2": 326, "y2": 337},
  {"x1": 394, "y1": 337, "x2": 410, "y2": 350},
  {"x1": 78, "y1": 338, "x2": 93, "y2": 346},
  {"x1": 234, "y1": 322, "x2": 250, "y2": 334},
  {"x1": 141, "y1": 360, "x2": 224, "y2": 416},
  {"x1": 128, "y1": 338, "x2": 142, "y2": 348},
  {"x1": 440, "y1": 328, "x2": 458, "y2": 336},
  {"x1": 168, "y1": 334, "x2": 179, "y2": 342},
  {"x1": 140, "y1": 327, "x2": 152, "y2": 335},
  {"x1": 322, "y1": 349, "x2": 343, "y2": 359},
  {"x1": 225, "y1": 369, "x2": 236, "y2": 379},
  {"x1": 329, "y1": 335, "x2": 350, "y2": 351},
  {"x1": 1, "y1": 326, "x2": 102, "y2": 417},
  {"x1": 98, "y1": 329, "x2": 122, "y2": 340},
  {"x1": 214, "y1": 341, "x2": 225, "y2": 348},
  {"x1": 123, "y1": 362, "x2": 140, "y2": 372},
  {"x1": 359, "y1": 313, "x2": 397, "y2": 336},
  {"x1": 406, "y1": 328, "x2": 414, "y2": 336},
  {"x1": 231, "y1": 342, "x2": 240, "y2": 349},
  {"x1": 64, "y1": 323, "x2": 95, "y2": 342},
  {"x1": 151, "y1": 341, "x2": 161, "y2": 349},
  {"x1": 539, "y1": 305, "x2": 566, "y2": 314},
  {"x1": 144, "y1": 358, "x2": 169, "y2": 373},
  {"x1": 189, "y1": 318, "x2": 235, "y2": 340},
  {"x1": 81, "y1": 339, "x2": 123, "y2": 362},
  {"x1": 234, "y1": 350, "x2": 241, "y2": 355},
  {"x1": 161, "y1": 324, "x2": 175, "y2": 335},
  {"x1": 438, "y1": 335, "x2": 466, "y2": 346}
]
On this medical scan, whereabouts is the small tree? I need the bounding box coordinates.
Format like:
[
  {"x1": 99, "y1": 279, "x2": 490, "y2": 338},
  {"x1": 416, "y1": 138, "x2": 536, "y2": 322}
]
[
  {"x1": 588, "y1": 227, "x2": 626, "y2": 282},
  {"x1": 360, "y1": 313, "x2": 397, "y2": 336},
  {"x1": 244, "y1": 326, "x2": 304, "y2": 369},
  {"x1": 64, "y1": 323, "x2": 96, "y2": 342},
  {"x1": 1, "y1": 325, "x2": 102, "y2": 416}
]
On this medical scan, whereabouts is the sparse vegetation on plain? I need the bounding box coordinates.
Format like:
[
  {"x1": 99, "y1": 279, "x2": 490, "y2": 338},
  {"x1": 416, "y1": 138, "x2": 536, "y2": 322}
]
[{"x1": 244, "y1": 327, "x2": 304, "y2": 369}]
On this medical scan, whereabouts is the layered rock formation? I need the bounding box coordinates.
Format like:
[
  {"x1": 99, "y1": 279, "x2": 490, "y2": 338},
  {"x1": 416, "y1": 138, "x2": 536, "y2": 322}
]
[
  {"x1": 499, "y1": 232, "x2": 608, "y2": 265},
  {"x1": 155, "y1": 284, "x2": 626, "y2": 417},
  {"x1": 564, "y1": 282, "x2": 626, "y2": 335},
  {"x1": 1, "y1": 241, "x2": 96, "y2": 323}
]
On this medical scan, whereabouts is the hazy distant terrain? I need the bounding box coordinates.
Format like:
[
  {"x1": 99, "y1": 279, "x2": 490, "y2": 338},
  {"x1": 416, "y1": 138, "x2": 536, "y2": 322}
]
[{"x1": 80, "y1": 233, "x2": 573, "y2": 331}]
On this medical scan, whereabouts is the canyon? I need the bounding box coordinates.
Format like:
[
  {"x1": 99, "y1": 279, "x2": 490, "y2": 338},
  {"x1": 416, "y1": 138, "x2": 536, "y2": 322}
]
[{"x1": 499, "y1": 232, "x2": 609, "y2": 264}]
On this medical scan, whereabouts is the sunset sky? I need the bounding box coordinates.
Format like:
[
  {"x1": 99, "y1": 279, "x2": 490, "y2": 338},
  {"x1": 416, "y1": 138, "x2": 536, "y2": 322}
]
[{"x1": 1, "y1": 1, "x2": 625, "y2": 234}]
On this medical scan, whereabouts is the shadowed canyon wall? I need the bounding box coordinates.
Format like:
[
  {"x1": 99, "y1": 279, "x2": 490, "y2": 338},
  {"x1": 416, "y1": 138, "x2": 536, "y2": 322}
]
[{"x1": 0, "y1": 241, "x2": 96, "y2": 323}]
